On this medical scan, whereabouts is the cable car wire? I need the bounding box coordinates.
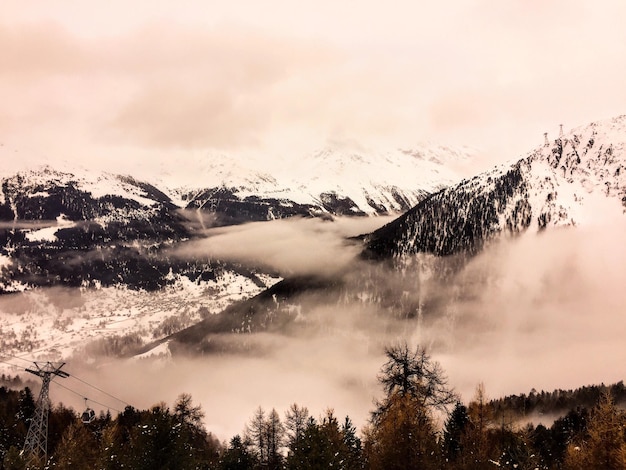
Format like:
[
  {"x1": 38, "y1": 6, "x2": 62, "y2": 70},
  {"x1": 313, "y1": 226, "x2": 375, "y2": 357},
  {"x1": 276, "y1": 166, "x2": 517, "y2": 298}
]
[
  {"x1": 2, "y1": 356, "x2": 132, "y2": 410},
  {"x1": 51, "y1": 379, "x2": 122, "y2": 414},
  {"x1": 66, "y1": 373, "x2": 130, "y2": 408},
  {"x1": 2, "y1": 354, "x2": 33, "y2": 365},
  {"x1": 0, "y1": 359, "x2": 28, "y2": 371}
]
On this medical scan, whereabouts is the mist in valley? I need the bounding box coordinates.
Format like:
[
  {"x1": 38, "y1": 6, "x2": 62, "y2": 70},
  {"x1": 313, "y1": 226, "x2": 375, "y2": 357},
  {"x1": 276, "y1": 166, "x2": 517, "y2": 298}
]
[{"x1": 3, "y1": 213, "x2": 625, "y2": 439}]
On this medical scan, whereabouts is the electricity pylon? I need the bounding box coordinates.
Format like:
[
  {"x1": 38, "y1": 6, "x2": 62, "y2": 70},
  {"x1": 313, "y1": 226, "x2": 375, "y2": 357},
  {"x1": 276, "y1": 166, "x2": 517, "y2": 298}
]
[{"x1": 22, "y1": 362, "x2": 69, "y2": 466}]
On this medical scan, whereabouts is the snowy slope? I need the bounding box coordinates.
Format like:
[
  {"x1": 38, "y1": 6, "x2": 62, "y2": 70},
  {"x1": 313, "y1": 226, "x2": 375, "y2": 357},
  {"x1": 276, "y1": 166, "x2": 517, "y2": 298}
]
[
  {"x1": 0, "y1": 271, "x2": 279, "y2": 366},
  {"x1": 173, "y1": 144, "x2": 474, "y2": 218},
  {"x1": 0, "y1": 164, "x2": 283, "y2": 362},
  {"x1": 0, "y1": 164, "x2": 172, "y2": 209},
  {"x1": 365, "y1": 115, "x2": 626, "y2": 257}
]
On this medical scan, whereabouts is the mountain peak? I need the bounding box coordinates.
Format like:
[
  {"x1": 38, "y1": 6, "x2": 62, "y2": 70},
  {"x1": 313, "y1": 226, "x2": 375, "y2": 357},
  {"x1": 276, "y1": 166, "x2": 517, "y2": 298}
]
[
  {"x1": 173, "y1": 143, "x2": 477, "y2": 218},
  {"x1": 365, "y1": 115, "x2": 626, "y2": 258}
]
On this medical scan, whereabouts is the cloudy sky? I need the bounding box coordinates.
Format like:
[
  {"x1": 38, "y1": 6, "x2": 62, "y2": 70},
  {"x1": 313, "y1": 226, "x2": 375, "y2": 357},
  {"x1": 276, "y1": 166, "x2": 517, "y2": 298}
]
[{"x1": 2, "y1": 0, "x2": 625, "y2": 178}]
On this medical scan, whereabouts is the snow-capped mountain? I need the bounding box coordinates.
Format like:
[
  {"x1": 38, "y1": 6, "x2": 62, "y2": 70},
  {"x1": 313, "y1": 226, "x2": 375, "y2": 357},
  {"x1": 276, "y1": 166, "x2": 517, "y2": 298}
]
[
  {"x1": 145, "y1": 115, "x2": 626, "y2": 359},
  {"x1": 0, "y1": 166, "x2": 192, "y2": 293},
  {"x1": 0, "y1": 142, "x2": 469, "y2": 362},
  {"x1": 8, "y1": 115, "x2": 626, "y2": 364},
  {"x1": 0, "y1": 140, "x2": 472, "y2": 293},
  {"x1": 0, "y1": 166, "x2": 281, "y2": 363},
  {"x1": 365, "y1": 115, "x2": 626, "y2": 258},
  {"x1": 0, "y1": 165, "x2": 284, "y2": 301},
  {"x1": 173, "y1": 144, "x2": 472, "y2": 222}
]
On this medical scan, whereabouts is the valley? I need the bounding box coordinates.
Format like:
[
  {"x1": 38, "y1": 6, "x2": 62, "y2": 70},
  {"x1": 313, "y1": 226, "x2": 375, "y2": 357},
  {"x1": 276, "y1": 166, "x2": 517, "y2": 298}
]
[{"x1": 1, "y1": 115, "x2": 626, "y2": 443}]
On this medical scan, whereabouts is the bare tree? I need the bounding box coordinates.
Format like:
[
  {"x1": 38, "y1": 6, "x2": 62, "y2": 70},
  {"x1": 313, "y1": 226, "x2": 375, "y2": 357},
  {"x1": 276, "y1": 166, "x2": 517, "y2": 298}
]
[
  {"x1": 366, "y1": 342, "x2": 455, "y2": 470},
  {"x1": 377, "y1": 342, "x2": 456, "y2": 413},
  {"x1": 245, "y1": 406, "x2": 285, "y2": 469},
  {"x1": 284, "y1": 403, "x2": 309, "y2": 451}
]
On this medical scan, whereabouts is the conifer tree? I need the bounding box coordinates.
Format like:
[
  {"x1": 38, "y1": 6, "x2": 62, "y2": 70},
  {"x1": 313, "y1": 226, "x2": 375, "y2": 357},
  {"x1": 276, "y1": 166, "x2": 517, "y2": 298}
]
[
  {"x1": 246, "y1": 407, "x2": 267, "y2": 464},
  {"x1": 442, "y1": 401, "x2": 469, "y2": 464},
  {"x1": 564, "y1": 390, "x2": 626, "y2": 469},
  {"x1": 365, "y1": 392, "x2": 439, "y2": 470},
  {"x1": 220, "y1": 435, "x2": 258, "y2": 470},
  {"x1": 266, "y1": 408, "x2": 285, "y2": 470},
  {"x1": 245, "y1": 406, "x2": 285, "y2": 469},
  {"x1": 285, "y1": 409, "x2": 362, "y2": 470},
  {"x1": 2, "y1": 446, "x2": 27, "y2": 470},
  {"x1": 285, "y1": 403, "x2": 310, "y2": 455},
  {"x1": 461, "y1": 382, "x2": 495, "y2": 468},
  {"x1": 51, "y1": 422, "x2": 99, "y2": 469},
  {"x1": 341, "y1": 415, "x2": 363, "y2": 470}
]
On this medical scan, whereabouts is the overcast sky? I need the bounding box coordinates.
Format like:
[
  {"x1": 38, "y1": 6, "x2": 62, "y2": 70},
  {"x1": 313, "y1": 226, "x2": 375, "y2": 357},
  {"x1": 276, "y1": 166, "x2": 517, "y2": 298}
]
[{"x1": 2, "y1": 0, "x2": 625, "y2": 178}]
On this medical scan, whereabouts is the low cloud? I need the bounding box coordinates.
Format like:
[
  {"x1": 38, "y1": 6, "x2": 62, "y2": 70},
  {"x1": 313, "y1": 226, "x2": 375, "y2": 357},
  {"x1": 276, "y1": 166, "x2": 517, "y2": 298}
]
[
  {"x1": 173, "y1": 216, "x2": 396, "y2": 277},
  {"x1": 61, "y1": 325, "x2": 383, "y2": 440},
  {"x1": 0, "y1": 220, "x2": 60, "y2": 229},
  {"x1": 6, "y1": 210, "x2": 626, "y2": 440},
  {"x1": 431, "y1": 221, "x2": 626, "y2": 401}
]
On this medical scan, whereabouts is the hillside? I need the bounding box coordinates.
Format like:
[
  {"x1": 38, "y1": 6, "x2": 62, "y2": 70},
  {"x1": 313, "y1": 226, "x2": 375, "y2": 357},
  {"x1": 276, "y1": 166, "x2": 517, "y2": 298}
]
[{"x1": 365, "y1": 116, "x2": 626, "y2": 258}]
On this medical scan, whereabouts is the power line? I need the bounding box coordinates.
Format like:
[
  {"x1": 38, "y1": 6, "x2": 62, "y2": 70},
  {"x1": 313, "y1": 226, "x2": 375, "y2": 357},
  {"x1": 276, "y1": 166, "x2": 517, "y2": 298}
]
[
  {"x1": 66, "y1": 373, "x2": 131, "y2": 408},
  {"x1": 51, "y1": 379, "x2": 122, "y2": 414},
  {"x1": 2, "y1": 357, "x2": 132, "y2": 411},
  {"x1": 2, "y1": 360, "x2": 125, "y2": 412},
  {"x1": 1, "y1": 354, "x2": 34, "y2": 366},
  {"x1": 0, "y1": 359, "x2": 28, "y2": 371}
]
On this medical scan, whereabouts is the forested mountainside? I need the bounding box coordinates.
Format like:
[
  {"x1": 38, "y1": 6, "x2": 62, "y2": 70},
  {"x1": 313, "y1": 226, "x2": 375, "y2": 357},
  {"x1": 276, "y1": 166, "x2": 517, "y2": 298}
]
[
  {"x1": 364, "y1": 115, "x2": 626, "y2": 258},
  {"x1": 148, "y1": 116, "x2": 626, "y2": 366}
]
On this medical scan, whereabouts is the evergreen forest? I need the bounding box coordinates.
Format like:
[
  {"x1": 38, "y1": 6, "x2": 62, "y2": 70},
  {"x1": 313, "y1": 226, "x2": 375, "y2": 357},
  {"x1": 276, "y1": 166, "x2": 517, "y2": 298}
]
[{"x1": 1, "y1": 344, "x2": 625, "y2": 469}]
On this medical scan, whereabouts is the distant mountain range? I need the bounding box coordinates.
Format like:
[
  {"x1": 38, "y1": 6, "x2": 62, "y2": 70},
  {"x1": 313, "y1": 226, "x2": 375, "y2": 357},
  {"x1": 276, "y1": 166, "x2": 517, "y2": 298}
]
[
  {"x1": 171, "y1": 144, "x2": 472, "y2": 222},
  {"x1": 1, "y1": 116, "x2": 625, "y2": 362},
  {"x1": 0, "y1": 141, "x2": 471, "y2": 363},
  {"x1": 0, "y1": 143, "x2": 471, "y2": 293}
]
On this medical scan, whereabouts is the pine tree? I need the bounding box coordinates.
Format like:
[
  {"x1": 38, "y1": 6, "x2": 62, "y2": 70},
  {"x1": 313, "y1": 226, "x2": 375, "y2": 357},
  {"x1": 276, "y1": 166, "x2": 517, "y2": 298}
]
[
  {"x1": 285, "y1": 403, "x2": 310, "y2": 455},
  {"x1": 564, "y1": 390, "x2": 626, "y2": 469},
  {"x1": 51, "y1": 421, "x2": 99, "y2": 469},
  {"x1": 461, "y1": 382, "x2": 495, "y2": 469},
  {"x1": 265, "y1": 408, "x2": 285, "y2": 470},
  {"x1": 365, "y1": 392, "x2": 439, "y2": 470},
  {"x1": 376, "y1": 343, "x2": 456, "y2": 411},
  {"x1": 442, "y1": 401, "x2": 469, "y2": 464},
  {"x1": 174, "y1": 392, "x2": 205, "y2": 428},
  {"x1": 220, "y1": 435, "x2": 258, "y2": 470},
  {"x1": 285, "y1": 409, "x2": 362, "y2": 470},
  {"x1": 245, "y1": 407, "x2": 285, "y2": 469},
  {"x1": 246, "y1": 407, "x2": 267, "y2": 464},
  {"x1": 341, "y1": 415, "x2": 363, "y2": 470},
  {"x1": 1, "y1": 446, "x2": 27, "y2": 470}
]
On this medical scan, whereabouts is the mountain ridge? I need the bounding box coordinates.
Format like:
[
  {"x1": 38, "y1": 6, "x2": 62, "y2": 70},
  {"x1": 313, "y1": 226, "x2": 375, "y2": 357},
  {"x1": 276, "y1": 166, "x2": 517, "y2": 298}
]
[
  {"x1": 364, "y1": 115, "x2": 626, "y2": 258},
  {"x1": 170, "y1": 143, "x2": 474, "y2": 220}
]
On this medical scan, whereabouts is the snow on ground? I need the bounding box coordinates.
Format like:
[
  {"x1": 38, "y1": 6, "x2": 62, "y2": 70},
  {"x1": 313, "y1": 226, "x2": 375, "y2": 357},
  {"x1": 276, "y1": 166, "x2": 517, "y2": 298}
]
[
  {"x1": 25, "y1": 214, "x2": 76, "y2": 242},
  {"x1": 81, "y1": 173, "x2": 161, "y2": 207},
  {"x1": 0, "y1": 255, "x2": 11, "y2": 269},
  {"x1": 133, "y1": 340, "x2": 172, "y2": 360},
  {"x1": 0, "y1": 271, "x2": 281, "y2": 371},
  {"x1": 167, "y1": 143, "x2": 476, "y2": 215},
  {"x1": 3, "y1": 164, "x2": 164, "y2": 210}
]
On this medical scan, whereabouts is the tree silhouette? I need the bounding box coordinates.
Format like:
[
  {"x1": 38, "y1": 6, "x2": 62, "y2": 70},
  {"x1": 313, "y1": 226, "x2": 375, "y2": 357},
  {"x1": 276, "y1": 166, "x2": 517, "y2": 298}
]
[
  {"x1": 365, "y1": 342, "x2": 455, "y2": 470},
  {"x1": 376, "y1": 343, "x2": 456, "y2": 414}
]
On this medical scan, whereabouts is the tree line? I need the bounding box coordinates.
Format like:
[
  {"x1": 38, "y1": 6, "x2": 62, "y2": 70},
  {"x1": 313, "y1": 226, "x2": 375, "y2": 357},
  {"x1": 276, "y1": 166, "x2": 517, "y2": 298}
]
[{"x1": 2, "y1": 344, "x2": 626, "y2": 469}]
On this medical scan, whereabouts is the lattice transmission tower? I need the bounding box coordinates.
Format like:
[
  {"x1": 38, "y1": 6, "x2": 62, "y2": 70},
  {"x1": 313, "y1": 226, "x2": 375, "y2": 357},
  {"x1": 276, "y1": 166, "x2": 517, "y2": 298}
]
[{"x1": 22, "y1": 362, "x2": 69, "y2": 465}]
